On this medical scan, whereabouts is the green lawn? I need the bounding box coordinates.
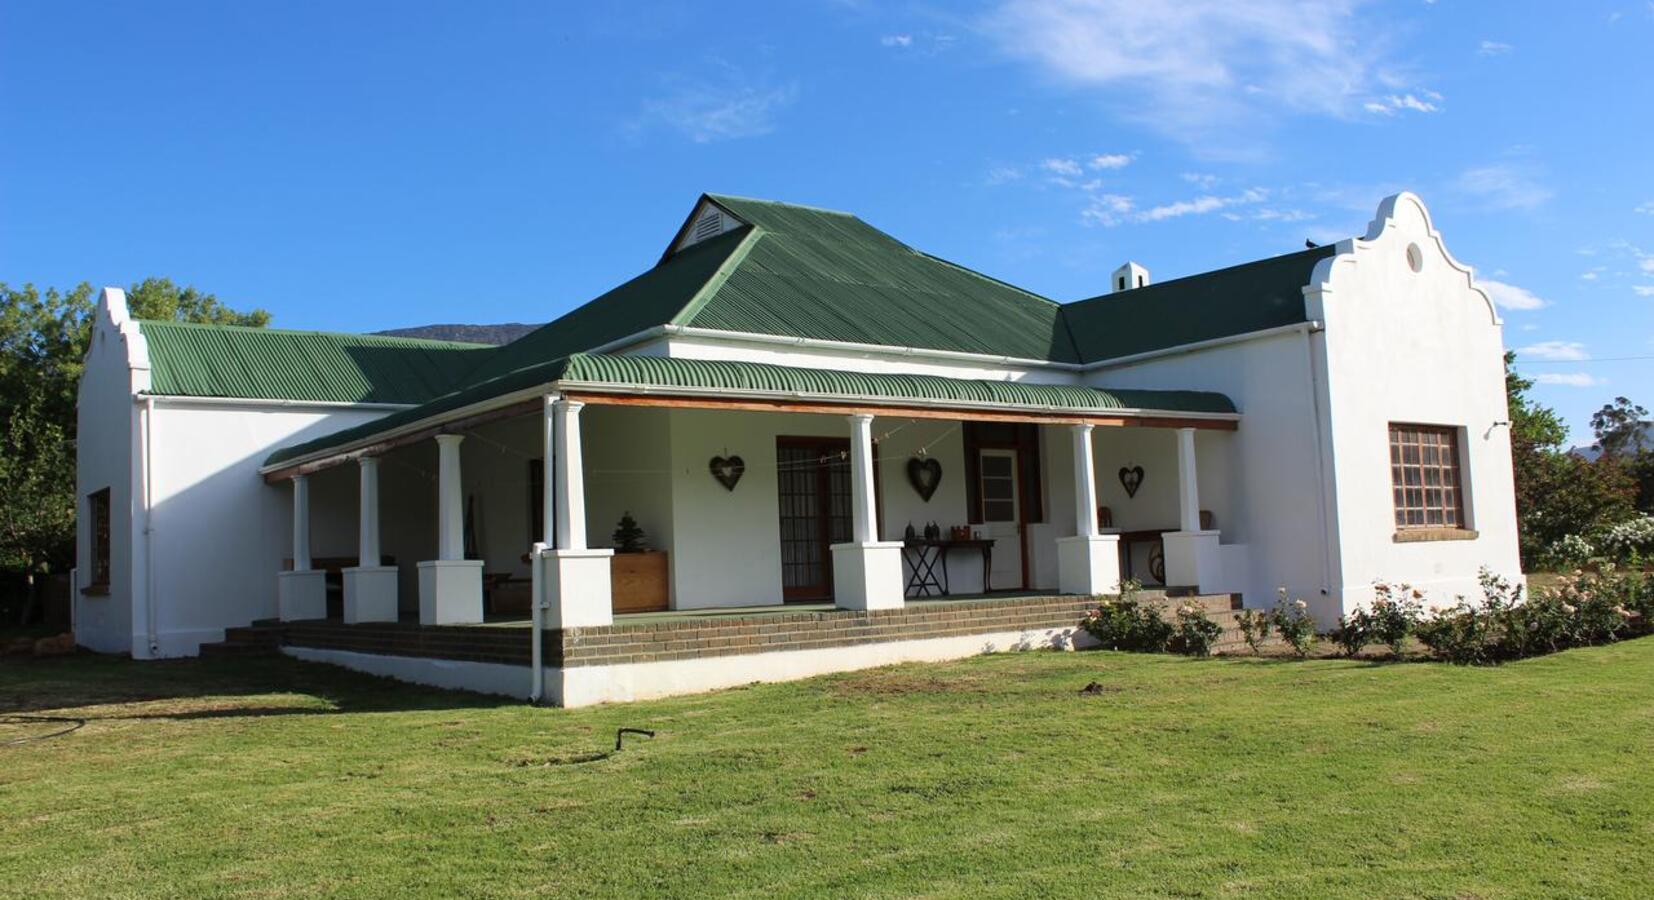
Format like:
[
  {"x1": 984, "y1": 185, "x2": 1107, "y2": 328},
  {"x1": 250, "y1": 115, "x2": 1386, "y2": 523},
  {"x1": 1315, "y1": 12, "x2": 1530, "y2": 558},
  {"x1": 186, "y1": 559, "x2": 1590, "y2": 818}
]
[{"x1": 2, "y1": 643, "x2": 1651, "y2": 899}]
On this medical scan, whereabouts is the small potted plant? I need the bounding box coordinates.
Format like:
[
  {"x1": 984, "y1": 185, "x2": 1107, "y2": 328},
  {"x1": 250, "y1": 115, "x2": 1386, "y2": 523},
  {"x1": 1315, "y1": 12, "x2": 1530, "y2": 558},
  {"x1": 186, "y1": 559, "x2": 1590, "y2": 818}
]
[{"x1": 609, "y1": 512, "x2": 668, "y2": 613}]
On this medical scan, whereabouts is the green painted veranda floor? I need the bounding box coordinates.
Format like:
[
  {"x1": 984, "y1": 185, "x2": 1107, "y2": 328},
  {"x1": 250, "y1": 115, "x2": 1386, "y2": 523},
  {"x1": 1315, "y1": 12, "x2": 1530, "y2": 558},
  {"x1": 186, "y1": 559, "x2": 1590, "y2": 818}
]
[{"x1": 3, "y1": 643, "x2": 1652, "y2": 899}]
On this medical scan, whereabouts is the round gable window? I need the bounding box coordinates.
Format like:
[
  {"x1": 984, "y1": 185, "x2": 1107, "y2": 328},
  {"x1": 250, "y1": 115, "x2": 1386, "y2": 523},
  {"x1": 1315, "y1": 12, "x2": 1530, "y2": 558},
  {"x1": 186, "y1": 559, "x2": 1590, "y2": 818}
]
[{"x1": 1406, "y1": 242, "x2": 1424, "y2": 273}]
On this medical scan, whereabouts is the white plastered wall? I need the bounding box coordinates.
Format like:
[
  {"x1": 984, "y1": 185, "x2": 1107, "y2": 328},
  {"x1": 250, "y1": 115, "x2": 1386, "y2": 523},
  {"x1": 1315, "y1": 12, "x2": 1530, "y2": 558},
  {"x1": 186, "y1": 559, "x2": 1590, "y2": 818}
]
[
  {"x1": 1084, "y1": 330, "x2": 1333, "y2": 615},
  {"x1": 146, "y1": 402, "x2": 397, "y2": 655},
  {"x1": 73, "y1": 290, "x2": 142, "y2": 654},
  {"x1": 1308, "y1": 192, "x2": 1521, "y2": 613}
]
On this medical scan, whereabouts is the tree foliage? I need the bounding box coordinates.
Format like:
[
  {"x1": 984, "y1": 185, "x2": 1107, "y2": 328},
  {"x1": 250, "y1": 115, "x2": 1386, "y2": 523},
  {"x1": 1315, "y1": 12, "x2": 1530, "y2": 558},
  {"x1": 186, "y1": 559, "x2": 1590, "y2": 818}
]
[
  {"x1": 0, "y1": 280, "x2": 269, "y2": 578},
  {"x1": 1505, "y1": 353, "x2": 1638, "y2": 567}
]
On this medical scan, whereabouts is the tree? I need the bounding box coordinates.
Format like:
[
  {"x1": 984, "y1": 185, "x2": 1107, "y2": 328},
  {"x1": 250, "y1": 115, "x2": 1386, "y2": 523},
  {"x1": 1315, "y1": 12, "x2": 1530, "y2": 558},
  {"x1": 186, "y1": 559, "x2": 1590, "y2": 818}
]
[
  {"x1": 1504, "y1": 353, "x2": 1637, "y2": 567},
  {"x1": 1590, "y1": 396, "x2": 1650, "y2": 458},
  {"x1": 0, "y1": 279, "x2": 269, "y2": 621}
]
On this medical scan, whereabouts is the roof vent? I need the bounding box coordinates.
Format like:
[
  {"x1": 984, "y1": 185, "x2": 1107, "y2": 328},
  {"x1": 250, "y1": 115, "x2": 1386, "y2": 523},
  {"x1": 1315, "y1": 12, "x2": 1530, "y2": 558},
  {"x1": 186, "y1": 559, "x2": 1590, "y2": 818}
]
[
  {"x1": 670, "y1": 200, "x2": 745, "y2": 255},
  {"x1": 1112, "y1": 261, "x2": 1150, "y2": 293}
]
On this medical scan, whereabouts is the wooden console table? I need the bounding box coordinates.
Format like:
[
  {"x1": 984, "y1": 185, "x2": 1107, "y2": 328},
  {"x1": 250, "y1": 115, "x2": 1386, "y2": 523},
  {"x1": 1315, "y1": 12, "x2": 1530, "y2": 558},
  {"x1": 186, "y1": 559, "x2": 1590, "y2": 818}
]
[{"x1": 902, "y1": 538, "x2": 995, "y2": 597}]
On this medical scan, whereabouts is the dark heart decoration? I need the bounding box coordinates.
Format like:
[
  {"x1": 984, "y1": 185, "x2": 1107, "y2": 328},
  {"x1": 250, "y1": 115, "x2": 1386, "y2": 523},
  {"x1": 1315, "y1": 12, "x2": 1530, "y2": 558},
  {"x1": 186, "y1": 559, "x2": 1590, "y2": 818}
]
[
  {"x1": 709, "y1": 455, "x2": 745, "y2": 491},
  {"x1": 1118, "y1": 465, "x2": 1145, "y2": 499},
  {"x1": 906, "y1": 456, "x2": 943, "y2": 502}
]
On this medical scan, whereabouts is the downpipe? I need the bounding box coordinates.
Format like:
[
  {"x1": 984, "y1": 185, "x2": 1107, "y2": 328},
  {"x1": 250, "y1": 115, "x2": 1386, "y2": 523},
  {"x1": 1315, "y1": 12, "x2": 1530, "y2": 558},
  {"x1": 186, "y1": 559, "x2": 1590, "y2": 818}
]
[
  {"x1": 141, "y1": 394, "x2": 159, "y2": 657},
  {"x1": 529, "y1": 542, "x2": 547, "y2": 704}
]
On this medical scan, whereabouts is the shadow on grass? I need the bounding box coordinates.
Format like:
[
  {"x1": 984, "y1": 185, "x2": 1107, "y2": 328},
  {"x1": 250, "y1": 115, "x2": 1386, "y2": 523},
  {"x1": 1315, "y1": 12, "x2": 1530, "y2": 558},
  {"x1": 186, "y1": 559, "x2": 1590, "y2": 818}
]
[{"x1": 0, "y1": 652, "x2": 519, "y2": 718}]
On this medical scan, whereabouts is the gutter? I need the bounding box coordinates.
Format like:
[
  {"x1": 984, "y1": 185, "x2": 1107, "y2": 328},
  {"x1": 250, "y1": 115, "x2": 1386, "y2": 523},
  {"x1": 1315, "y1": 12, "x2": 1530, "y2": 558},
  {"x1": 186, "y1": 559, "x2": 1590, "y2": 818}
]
[
  {"x1": 140, "y1": 395, "x2": 159, "y2": 657},
  {"x1": 142, "y1": 394, "x2": 416, "y2": 412}
]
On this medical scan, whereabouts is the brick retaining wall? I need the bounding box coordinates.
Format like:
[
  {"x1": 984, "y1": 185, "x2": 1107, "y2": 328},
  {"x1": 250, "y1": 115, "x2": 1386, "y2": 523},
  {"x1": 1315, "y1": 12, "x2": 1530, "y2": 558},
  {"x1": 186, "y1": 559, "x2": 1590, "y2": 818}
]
[{"x1": 276, "y1": 594, "x2": 1100, "y2": 669}]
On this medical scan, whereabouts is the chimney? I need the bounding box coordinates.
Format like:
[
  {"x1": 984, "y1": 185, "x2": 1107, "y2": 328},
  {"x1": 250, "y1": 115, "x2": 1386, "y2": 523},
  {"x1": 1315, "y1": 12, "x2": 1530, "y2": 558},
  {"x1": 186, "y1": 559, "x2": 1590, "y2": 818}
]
[{"x1": 1111, "y1": 261, "x2": 1150, "y2": 293}]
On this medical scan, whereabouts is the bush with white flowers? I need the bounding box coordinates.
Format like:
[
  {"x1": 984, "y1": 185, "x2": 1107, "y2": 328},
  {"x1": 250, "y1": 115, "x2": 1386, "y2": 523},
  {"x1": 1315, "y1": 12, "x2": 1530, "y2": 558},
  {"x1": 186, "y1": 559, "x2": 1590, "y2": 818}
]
[{"x1": 1600, "y1": 515, "x2": 1654, "y2": 562}]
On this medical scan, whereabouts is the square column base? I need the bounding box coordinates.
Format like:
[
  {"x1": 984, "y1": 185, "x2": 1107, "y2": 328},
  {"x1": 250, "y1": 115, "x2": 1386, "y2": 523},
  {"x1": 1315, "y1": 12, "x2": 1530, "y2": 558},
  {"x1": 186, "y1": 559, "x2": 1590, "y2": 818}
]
[
  {"x1": 277, "y1": 570, "x2": 327, "y2": 622},
  {"x1": 1057, "y1": 534, "x2": 1122, "y2": 596},
  {"x1": 417, "y1": 559, "x2": 484, "y2": 625},
  {"x1": 342, "y1": 566, "x2": 399, "y2": 624},
  {"x1": 830, "y1": 541, "x2": 905, "y2": 611},
  {"x1": 541, "y1": 548, "x2": 616, "y2": 628},
  {"x1": 1162, "y1": 530, "x2": 1220, "y2": 590}
]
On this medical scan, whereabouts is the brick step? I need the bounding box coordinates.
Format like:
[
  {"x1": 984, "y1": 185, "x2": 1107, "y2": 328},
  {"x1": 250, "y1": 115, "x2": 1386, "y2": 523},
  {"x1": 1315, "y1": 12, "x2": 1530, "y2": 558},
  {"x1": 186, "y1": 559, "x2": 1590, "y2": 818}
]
[
  {"x1": 200, "y1": 623, "x2": 284, "y2": 658},
  {"x1": 1147, "y1": 593, "x2": 1242, "y2": 615}
]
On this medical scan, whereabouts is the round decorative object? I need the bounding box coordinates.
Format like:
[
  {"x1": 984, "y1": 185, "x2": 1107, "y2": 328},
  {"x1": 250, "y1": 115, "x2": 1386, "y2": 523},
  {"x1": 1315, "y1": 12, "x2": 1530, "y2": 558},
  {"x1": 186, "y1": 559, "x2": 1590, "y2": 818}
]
[
  {"x1": 709, "y1": 455, "x2": 745, "y2": 491},
  {"x1": 906, "y1": 456, "x2": 943, "y2": 501},
  {"x1": 1118, "y1": 465, "x2": 1145, "y2": 498},
  {"x1": 1406, "y1": 242, "x2": 1424, "y2": 273},
  {"x1": 1149, "y1": 542, "x2": 1166, "y2": 584}
]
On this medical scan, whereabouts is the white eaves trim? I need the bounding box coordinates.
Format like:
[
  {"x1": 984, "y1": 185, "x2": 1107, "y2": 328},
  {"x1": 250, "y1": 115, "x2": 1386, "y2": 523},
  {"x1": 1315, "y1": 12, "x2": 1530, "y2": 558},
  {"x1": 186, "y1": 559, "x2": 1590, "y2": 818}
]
[{"x1": 140, "y1": 394, "x2": 417, "y2": 412}]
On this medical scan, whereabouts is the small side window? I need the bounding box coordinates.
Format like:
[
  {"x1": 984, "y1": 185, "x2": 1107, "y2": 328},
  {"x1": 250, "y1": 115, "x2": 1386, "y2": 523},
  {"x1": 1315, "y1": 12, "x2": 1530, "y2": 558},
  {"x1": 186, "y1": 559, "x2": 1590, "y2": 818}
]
[{"x1": 89, "y1": 488, "x2": 112, "y2": 588}]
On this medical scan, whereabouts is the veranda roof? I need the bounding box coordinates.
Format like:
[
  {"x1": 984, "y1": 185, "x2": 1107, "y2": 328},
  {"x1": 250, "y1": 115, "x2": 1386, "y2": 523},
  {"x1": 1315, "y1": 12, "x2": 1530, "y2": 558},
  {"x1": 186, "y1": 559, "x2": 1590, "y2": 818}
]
[{"x1": 260, "y1": 353, "x2": 1236, "y2": 473}]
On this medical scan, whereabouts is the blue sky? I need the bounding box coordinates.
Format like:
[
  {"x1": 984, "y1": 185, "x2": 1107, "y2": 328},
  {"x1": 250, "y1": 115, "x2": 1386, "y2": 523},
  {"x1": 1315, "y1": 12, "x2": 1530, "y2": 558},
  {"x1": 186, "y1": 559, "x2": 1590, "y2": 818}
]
[{"x1": 3, "y1": 1, "x2": 1651, "y2": 441}]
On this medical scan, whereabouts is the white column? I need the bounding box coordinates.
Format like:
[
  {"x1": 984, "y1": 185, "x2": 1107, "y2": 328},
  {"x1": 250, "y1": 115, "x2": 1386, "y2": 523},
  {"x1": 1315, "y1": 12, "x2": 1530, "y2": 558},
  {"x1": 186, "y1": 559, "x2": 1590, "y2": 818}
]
[
  {"x1": 358, "y1": 456, "x2": 381, "y2": 565},
  {"x1": 540, "y1": 396, "x2": 612, "y2": 629},
  {"x1": 1071, "y1": 424, "x2": 1098, "y2": 538},
  {"x1": 1057, "y1": 423, "x2": 1120, "y2": 597},
  {"x1": 553, "y1": 398, "x2": 587, "y2": 550},
  {"x1": 436, "y1": 434, "x2": 465, "y2": 560},
  {"x1": 831, "y1": 413, "x2": 903, "y2": 610},
  {"x1": 343, "y1": 455, "x2": 398, "y2": 624},
  {"x1": 1176, "y1": 427, "x2": 1200, "y2": 532},
  {"x1": 278, "y1": 473, "x2": 326, "y2": 621},
  {"x1": 849, "y1": 413, "x2": 877, "y2": 543},
  {"x1": 542, "y1": 393, "x2": 557, "y2": 546},
  {"x1": 292, "y1": 474, "x2": 312, "y2": 570}
]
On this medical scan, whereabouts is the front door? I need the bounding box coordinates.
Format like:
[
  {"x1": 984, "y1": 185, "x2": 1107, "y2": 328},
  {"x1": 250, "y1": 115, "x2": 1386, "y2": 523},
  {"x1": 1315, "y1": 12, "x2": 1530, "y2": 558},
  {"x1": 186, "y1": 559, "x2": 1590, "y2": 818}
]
[
  {"x1": 776, "y1": 438, "x2": 852, "y2": 602},
  {"x1": 978, "y1": 448, "x2": 1024, "y2": 591}
]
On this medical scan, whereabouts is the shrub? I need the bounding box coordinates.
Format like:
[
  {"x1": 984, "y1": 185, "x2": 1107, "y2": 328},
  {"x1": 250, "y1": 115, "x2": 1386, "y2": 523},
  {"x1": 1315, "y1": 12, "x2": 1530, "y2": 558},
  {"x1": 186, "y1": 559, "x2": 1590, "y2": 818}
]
[
  {"x1": 1269, "y1": 590, "x2": 1317, "y2": 658},
  {"x1": 1600, "y1": 515, "x2": 1654, "y2": 562},
  {"x1": 1078, "y1": 581, "x2": 1173, "y2": 653},
  {"x1": 1235, "y1": 609, "x2": 1271, "y2": 655},
  {"x1": 1168, "y1": 604, "x2": 1224, "y2": 657},
  {"x1": 1412, "y1": 568, "x2": 1649, "y2": 665},
  {"x1": 1369, "y1": 582, "x2": 1424, "y2": 656},
  {"x1": 1544, "y1": 534, "x2": 1596, "y2": 569},
  {"x1": 1329, "y1": 611, "x2": 1373, "y2": 658}
]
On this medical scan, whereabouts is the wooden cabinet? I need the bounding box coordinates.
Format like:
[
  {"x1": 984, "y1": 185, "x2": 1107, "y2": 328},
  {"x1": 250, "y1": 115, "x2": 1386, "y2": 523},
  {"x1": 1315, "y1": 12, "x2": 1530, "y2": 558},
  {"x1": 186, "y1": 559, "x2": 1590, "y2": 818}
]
[{"x1": 611, "y1": 551, "x2": 669, "y2": 614}]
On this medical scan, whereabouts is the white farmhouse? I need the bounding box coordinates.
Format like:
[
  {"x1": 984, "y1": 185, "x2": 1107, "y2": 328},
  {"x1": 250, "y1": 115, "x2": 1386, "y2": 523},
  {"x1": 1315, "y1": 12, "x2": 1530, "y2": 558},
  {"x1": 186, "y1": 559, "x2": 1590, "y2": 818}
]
[{"x1": 74, "y1": 192, "x2": 1520, "y2": 705}]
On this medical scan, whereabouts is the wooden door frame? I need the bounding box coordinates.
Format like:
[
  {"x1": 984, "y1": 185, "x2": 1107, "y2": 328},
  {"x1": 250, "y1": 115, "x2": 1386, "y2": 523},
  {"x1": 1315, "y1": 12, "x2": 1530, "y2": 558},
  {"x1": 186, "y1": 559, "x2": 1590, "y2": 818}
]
[
  {"x1": 974, "y1": 443, "x2": 1030, "y2": 591},
  {"x1": 776, "y1": 436, "x2": 849, "y2": 602},
  {"x1": 774, "y1": 435, "x2": 885, "y2": 603}
]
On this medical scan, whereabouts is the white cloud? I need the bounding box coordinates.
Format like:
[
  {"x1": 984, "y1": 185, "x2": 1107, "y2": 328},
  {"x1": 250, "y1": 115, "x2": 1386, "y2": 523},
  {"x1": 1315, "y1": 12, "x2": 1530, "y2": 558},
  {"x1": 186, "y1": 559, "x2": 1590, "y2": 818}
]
[
  {"x1": 1363, "y1": 92, "x2": 1443, "y2": 115},
  {"x1": 1478, "y1": 277, "x2": 1548, "y2": 310},
  {"x1": 640, "y1": 69, "x2": 798, "y2": 142},
  {"x1": 1040, "y1": 157, "x2": 1085, "y2": 177},
  {"x1": 980, "y1": 0, "x2": 1427, "y2": 146},
  {"x1": 1137, "y1": 188, "x2": 1269, "y2": 222},
  {"x1": 1533, "y1": 372, "x2": 1605, "y2": 387},
  {"x1": 1080, "y1": 193, "x2": 1135, "y2": 226},
  {"x1": 1457, "y1": 164, "x2": 1554, "y2": 210},
  {"x1": 881, "y1": 34, "x2": 914, "y2": 48},
  {"x1": 1634, "y1": 285, "x2": 1654, "y2": 297},
  {"x1": 1636, "y1": 200, "x2": 1654, "y2": 214},
  {"x1": 1182, "y1": 172, "x2": 1220, "y2": 189},
  {"x1": 1089, "y1": 153, "x2": 1132, "y2": 170},
  {"x1": 1642, "y1": 257, "x2": 1654, "y2": 274},
  {"x1": 985, "y1": 165, "x2": 1025, "y2": 185},
  {"x1": 1477, "y1": 40, "x2": 1513, "y2": 56},
  {"x1": 1517, "y1": 340, "x2": 1588, "y2": 361}
]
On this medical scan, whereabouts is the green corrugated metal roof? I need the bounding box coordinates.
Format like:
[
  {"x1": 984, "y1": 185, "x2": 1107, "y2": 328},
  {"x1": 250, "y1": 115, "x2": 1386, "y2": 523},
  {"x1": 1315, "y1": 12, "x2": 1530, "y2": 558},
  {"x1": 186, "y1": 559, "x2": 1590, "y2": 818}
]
[
  {"x1": 1062, "y1": 244, "x2": 1336, "y2": 362},
  {"x1": 262, "y1": 352, "x2": 1235, "y2": 468},
  {"x1": 139, "y1": 321, "x2": 491, "y2": 404},
  {"x1": 557, "y1": 354, "x2": 1235, "y2": 413},
  {"x1": 689, "y1": 195, "x2": 1078, "y2": 363}
]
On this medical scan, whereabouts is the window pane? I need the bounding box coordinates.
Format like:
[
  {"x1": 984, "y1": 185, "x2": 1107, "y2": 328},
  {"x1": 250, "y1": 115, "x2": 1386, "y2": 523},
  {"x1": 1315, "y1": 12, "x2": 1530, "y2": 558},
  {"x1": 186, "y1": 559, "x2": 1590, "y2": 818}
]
[{"x1": 983, "y1": 500, "x2": 1015, "y2": 522}]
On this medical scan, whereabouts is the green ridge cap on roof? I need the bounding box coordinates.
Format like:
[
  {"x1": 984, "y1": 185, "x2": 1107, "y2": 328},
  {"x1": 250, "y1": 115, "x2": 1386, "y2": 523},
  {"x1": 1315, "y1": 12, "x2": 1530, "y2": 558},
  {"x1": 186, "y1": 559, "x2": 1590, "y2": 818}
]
[
  {"x1": 262, "y1": 352, "x2": 1235, "y2": 469},
  {"x1": 138, "y1": 320, "x2": 493, "y2": 404},
  {"x1": 1062, "y1": 244, "x2": 1337, "y2": 362}
]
